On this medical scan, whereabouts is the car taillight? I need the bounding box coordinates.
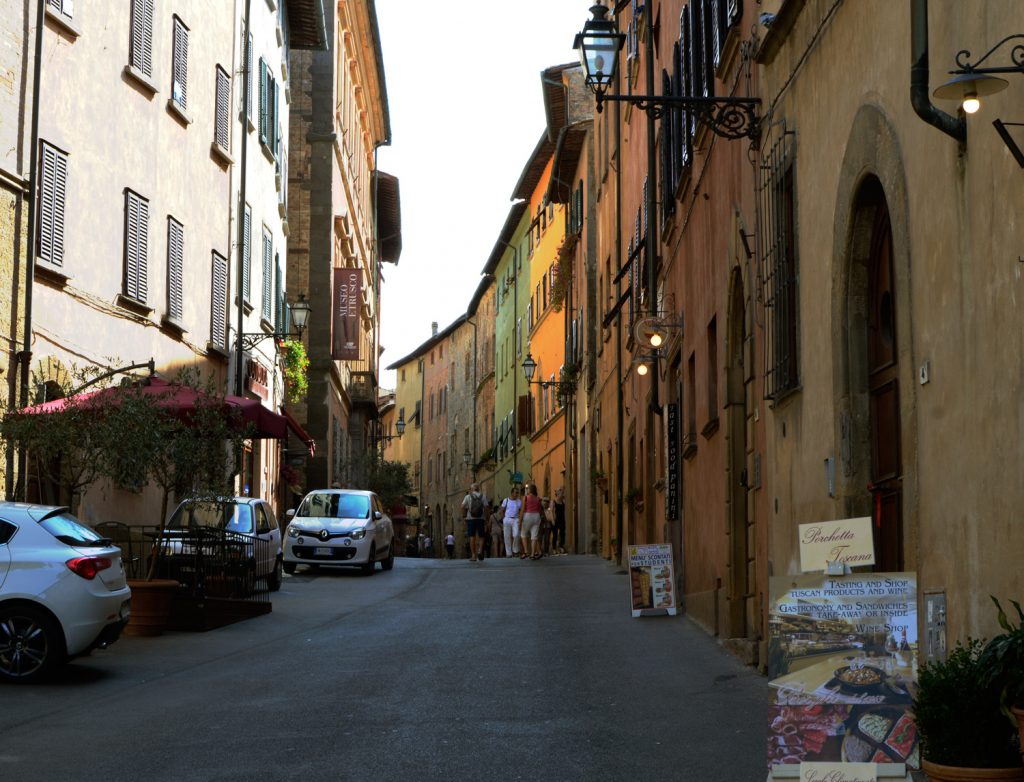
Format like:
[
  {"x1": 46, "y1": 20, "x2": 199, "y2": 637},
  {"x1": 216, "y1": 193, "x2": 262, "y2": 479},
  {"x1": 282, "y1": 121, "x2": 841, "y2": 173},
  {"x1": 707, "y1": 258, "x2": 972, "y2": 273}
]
[{"x1": 66, "y1": 556, "x2": 113, "y2": 580}]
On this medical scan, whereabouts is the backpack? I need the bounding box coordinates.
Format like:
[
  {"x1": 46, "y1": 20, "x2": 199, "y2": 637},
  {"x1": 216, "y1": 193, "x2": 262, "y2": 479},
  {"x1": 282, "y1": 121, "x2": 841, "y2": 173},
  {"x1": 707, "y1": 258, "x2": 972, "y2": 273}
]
[{"x1": 469, "y1": 492, "x2": 484, "y2": 517}]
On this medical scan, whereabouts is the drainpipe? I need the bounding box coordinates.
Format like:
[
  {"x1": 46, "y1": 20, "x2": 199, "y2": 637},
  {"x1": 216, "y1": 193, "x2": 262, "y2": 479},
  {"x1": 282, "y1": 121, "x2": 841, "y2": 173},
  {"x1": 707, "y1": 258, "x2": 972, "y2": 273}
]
[
  {"x1": 613, "y1": 33, "x2": 625, "y2": 566},
  {"x1": 910, "y1": 0, "x2": 965, "y2": 143},
  {"x1": 14, "y1": 0, "x2": 46, "y2": 499},
  {"x1": 235, "y1": 0, "x2": 253, "y2": 397}
]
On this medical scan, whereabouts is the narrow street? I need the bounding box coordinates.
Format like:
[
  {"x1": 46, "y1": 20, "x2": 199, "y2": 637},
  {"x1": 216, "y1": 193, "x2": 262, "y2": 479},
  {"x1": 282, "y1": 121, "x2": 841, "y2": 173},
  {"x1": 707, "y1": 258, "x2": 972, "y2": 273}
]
[{"x1": 2, "y1": 556, "x2": 767, "y2": 781}]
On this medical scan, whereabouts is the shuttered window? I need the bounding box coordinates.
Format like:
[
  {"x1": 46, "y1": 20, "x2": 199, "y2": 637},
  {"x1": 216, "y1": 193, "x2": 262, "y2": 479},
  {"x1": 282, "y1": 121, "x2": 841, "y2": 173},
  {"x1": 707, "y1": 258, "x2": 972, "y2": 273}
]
[
  {"x1": 166, "y1": 217, "x2": 184, "y2": 321},
  {"x1": 38, "y1": 142, "x2": 68, "y2": 267},
  {"x1": 274, "y1": 256, "x2": 284, "y2": 333},
  {"x1": 214, "y1": 66, "x2": 231, "y2": 150},
  {"x1": 259, "y1": 60, "x2": 279, "y2": 155},
  {"x1": 124, "y1": 190, "x2": 150, "y2": 303},
  {"x1": 129, "y1": 0, "x2": 154, "y2": 77},
  {"x1": 261, "y1": 228, "x2": 272, "y2": 320},
  {"x1": 258, "y1": 58, "x2": 268, "y2": 144},
  {"x1": 210, "y1": 251, "x2": 228, "y2": 350},
  {"x1": 171, "y1": 16, "x2": 189, "y2": 109},
  {"x1": 242, "y1": 204, "x2": 251, "y2": 301},
  {"x1": 47, "y1": 0, "x2": 72, "y2": 17}
]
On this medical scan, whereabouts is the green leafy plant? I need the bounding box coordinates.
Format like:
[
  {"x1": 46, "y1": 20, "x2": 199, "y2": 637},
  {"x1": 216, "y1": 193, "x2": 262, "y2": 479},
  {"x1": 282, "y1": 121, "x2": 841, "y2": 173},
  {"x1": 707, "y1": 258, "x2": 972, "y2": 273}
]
[
  {"x1": 280, "y1": 339, "x2": 309, "y2": 403},
  {"x1": 549, "y1": 233, "x2": 577, "y2": 312},
  {"x1": 913, "y1": 637, "x2": 1020, "y2": 767},
  {"x1": 980, "y1": 596, "x2": 1024, "y2": 729}
]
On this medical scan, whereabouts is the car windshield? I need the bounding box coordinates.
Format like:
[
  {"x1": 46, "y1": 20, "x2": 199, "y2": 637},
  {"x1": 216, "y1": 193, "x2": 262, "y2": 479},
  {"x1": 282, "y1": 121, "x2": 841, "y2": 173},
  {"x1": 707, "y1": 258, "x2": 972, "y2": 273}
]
[
  {"x1": 40, "y1": 512, "x2": 110, "y2": 548},
  {"x1": 297, "y1": 493, "x2": 370, "y2": 520},
  {"x1": 167, "y1": 501, "x2": 254, "y2": 534}
]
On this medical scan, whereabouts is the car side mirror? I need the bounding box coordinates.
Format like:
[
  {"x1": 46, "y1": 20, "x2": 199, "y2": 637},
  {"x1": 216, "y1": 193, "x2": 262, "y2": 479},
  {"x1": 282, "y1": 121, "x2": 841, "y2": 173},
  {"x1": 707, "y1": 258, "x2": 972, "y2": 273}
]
[
  {"x1": 286, "y1": 508, "x2": 296, "y2": 518},
  {"x1": 374, "y1": 511, "x2": 383, "y2": 520}
]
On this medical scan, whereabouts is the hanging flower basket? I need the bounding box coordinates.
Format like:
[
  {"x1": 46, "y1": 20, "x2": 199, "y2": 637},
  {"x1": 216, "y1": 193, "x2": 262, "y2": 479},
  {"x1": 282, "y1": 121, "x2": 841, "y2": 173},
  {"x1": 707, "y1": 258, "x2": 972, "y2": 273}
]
[{"x1": 279, "y1": 339, "x2": 309, "y2": 403}]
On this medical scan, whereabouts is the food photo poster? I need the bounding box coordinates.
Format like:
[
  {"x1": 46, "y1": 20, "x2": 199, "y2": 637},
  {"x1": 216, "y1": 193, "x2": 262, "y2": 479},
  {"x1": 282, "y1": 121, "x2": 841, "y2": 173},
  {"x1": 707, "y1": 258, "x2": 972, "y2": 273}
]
[{"x1": 766, "y1": 573, "x2": 920, "y2": 770}]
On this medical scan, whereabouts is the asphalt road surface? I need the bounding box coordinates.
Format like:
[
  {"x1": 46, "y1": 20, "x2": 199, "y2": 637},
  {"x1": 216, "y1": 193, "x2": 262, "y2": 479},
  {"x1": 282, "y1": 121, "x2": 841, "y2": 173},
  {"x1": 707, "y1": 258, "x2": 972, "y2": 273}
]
[{"x1": 2, "y1": 554, "x2": 768, "y2": 781}]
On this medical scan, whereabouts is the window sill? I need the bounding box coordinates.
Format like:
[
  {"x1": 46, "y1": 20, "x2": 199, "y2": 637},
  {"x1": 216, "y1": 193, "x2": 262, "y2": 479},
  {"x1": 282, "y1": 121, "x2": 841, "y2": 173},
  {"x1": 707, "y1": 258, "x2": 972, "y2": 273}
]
[
  {"x1": 206, "y1": 343, "x2": 230, "y2": 363},
  {"x1": 167, "y1": 99, "x2": 193, "y2": 126},
  {"x1": 116, "y1": 293, "x2": 153, "y2": 317},
  {"x1": 235, "y1": 296, "x2": 255, "y2": 316},
  {"x1": 682, "y1": 441, "x2": 698, "y2": 461},
  {"x1": 45, "y1": 7, "x2": 81, "y2": 38},
  {"x1": 259, "y1": 317, "x2": 275, "y2": 334},
  {"x1": 264, "y1": 0, "x2": 277, "y2": 11},
  {"x1": 123, "y1": 64, "x2": 158, "y2": 97},
  {"x1": 701, "y1": 417, "x2": 720, "y2": 440},
  {"x1": 34, "y1": 258, "x2": 72, "y2": 286},
  {"x1": 160, "y1": 315, "x2": 188, "y2": 337},
  {"x1": 281, "y1": 218, "x2": 289, "y2": 237},
  {"x1": 211, "y1": 142, "x2": 234, "y2": 166},
  {"x1": 260, "y1": 141, "x2": 276, "y2": 165}
]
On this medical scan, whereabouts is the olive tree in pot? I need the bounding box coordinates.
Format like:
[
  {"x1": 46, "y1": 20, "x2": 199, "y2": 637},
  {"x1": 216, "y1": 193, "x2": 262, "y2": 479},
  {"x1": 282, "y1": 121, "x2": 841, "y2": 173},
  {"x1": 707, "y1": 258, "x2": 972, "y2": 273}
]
[
  {"x1": 980, "y1": 597, "x2": 1024, "y2": 759},
  {"x1": 912, "y1": 638, "x2": 1022, "y2": 781}
]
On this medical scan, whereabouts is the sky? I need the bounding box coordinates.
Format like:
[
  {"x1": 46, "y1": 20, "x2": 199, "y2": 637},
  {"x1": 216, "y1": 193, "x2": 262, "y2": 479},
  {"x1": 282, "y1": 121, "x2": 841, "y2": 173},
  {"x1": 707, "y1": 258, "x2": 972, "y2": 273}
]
[{"x1": 374, "y1": 1, "x2": 590, "y2": 389}]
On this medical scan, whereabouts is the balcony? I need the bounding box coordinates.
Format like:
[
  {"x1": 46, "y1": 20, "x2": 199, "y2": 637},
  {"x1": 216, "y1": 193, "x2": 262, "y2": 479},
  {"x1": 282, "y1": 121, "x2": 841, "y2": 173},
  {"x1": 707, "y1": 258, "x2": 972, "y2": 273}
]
[{"x1": 347, "y1": 370, "x2": 378, "y2": 413}]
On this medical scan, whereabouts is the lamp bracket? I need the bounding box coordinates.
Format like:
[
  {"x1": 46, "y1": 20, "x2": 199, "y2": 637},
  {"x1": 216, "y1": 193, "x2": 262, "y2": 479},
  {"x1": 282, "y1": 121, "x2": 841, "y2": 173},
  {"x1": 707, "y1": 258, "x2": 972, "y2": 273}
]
[
  {"x1": 240, "y1": 331, "x2": 304, "y2": 352},
  {"x1": 595, "y1": 93, "x2": 761, "y2": 140},
  {"x1": 954, "y1": 34, "x2": 1024, "y2": 74}
]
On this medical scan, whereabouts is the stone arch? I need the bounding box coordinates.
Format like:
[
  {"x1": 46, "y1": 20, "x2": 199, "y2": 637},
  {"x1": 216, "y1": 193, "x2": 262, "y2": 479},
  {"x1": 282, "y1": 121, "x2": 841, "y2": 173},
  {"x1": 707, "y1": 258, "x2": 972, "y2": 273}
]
[
  {"x1": 30, "y1": 356, "x2": 73, "y2": 403},
  {"x1": 831, "y1": 104, "x2": 918, "y2": 569}
]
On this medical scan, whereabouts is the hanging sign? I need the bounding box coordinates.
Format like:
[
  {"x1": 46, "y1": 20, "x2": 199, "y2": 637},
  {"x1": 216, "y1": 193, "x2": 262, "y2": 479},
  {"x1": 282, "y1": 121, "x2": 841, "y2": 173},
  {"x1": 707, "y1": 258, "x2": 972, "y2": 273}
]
[
  {"x1": 332, "y1": 267, "x2": 360, "y2": 360},
  {"x1": 799, "y1": 517, "x2": 875, "y2": 573},
  {"x1": 799, "y1": 762, "x2": 877, "y2": 782},
  {"x1": 627, "y1": 544, "x2": 677, "y2": 617},
  {"x1": 666, "y1": 403, "x2": 679, "y2": 521}
]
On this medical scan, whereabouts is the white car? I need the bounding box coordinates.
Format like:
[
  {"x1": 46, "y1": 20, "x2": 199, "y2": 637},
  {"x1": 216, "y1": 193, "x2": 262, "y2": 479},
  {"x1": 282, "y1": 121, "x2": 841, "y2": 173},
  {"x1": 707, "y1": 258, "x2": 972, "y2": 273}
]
[
  {"x1": 0, "y1": 503, "x2": 132, "y2": 683},
  {"x1": 283, "y1": 490, "x2": 395, "y2": 575},
  {"x1": 164, "y1": 497, "x2": 283, "y2": 592}
]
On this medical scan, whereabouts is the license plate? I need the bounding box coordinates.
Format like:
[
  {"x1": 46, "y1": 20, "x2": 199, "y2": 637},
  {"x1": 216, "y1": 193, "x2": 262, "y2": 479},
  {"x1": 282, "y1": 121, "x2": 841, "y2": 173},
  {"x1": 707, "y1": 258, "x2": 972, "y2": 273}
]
[{"x1": 314, "y1": 547, "x2": 332, "y2": 556}]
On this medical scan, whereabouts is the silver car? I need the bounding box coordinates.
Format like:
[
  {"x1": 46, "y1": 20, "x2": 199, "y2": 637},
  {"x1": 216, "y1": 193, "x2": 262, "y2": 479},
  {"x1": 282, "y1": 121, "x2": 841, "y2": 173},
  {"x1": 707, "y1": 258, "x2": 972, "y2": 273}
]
[
  {"x1": 283, "y1": 490, "x2": 395, "y2": 575},
  {"x1": 0, "y1": 503, "x2": 131, "y2": 683}
]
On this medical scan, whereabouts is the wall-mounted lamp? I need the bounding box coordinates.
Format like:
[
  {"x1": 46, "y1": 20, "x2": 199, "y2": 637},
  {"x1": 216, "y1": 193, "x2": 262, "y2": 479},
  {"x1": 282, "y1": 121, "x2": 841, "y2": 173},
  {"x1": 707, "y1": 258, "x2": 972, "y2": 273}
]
[
  {"x1": 574, "y1": 4, "x2": 760, "y2": 139},
  {"x1": 933, "y1": 33, "x2": 1024, "y2": 115},
  {"x1": 633, "y1": 314, "x2": 684, "y2": 350},
  {"x1": 375, "y1": 412, "x2": 405, "y2": 452},
  {"x1": 522, "y1": 352, "x2": 577, "y2": 400},
  {"x1": 463, "y1": 449, "x2": 472, "y2": 466},
  {"x1": 239, "y1": 292, "x2": 312, "y2": 351},
  {"x1": 631, "y1": 352, "x2": 660, "y2": 376}
]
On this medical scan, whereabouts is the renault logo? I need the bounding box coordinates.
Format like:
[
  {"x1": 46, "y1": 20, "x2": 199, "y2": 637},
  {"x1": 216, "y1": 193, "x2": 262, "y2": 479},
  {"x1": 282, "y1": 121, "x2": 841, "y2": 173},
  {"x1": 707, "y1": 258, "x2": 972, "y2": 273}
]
[{"x1": 319, "y1": 529, "x2": 330, "y2": 541}]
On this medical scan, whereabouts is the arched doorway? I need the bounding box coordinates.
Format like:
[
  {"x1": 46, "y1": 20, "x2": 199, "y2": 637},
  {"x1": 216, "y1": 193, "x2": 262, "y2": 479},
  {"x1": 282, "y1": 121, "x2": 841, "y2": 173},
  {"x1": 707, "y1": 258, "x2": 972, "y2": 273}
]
[{"x1": 726, "y1": 268, "x2": 751, "y2": 639}]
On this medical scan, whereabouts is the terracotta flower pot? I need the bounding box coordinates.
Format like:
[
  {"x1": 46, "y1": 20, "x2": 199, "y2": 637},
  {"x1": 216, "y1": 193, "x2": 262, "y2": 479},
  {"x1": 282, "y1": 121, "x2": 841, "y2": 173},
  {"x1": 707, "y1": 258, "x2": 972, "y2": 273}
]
[{"x1": 921, "y1": 759, "x2": 1024, "y2": 782}]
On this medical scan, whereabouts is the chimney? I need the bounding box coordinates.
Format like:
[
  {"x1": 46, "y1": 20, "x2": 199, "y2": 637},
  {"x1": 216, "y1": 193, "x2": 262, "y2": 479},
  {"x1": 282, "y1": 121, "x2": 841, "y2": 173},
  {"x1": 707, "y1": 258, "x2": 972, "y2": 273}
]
[{"x1": 431, "y1": 321, "x2": 438, "y2": 336}]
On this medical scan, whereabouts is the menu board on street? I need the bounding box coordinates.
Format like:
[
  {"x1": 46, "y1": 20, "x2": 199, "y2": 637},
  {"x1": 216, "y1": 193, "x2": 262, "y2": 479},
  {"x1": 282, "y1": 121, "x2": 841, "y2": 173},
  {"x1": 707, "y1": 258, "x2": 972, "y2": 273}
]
[
  {"x1": 627, "y1": 544, "x2": 677, "y2": 617},
  {"x1": 766, "y1": 573, "x2": 920, "y2": 771}
]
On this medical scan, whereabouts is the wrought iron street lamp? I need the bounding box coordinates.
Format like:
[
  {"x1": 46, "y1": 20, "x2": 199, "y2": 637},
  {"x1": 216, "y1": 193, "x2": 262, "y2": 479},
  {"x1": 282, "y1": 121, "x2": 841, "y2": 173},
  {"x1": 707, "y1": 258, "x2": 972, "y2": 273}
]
[
  {"x1": 521, "y1": 352, "x2": 577, "y2": 401},
  {"x1": 574, "y1": 3, "x2": 761, "y2": 140},
  {"x1": 463, "y1": 449, "x2": 472, "y2": 466},
  {"x1": 239, "y1": 292, "x2": 312, "y2": 351},
  {"x1": 933, "y1": 34, "x2": 1023, "y2": 114}
]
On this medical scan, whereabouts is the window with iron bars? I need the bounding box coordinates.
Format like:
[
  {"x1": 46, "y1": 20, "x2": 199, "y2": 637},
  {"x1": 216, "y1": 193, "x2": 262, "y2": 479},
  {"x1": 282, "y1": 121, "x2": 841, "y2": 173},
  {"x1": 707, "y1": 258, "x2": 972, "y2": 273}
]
[{"x1": 759, "y1": 130, "x2": 799, "y2": 401}]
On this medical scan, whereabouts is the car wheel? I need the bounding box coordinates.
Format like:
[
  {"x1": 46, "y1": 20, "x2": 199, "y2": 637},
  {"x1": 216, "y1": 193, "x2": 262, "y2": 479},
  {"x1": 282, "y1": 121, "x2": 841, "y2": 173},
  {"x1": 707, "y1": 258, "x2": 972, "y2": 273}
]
[
  {"x1": 283, "y1": 561, "x2": 296, "y2": 575},
  {"x1": 382, "y1": 540, "x2": 395, "y2": 571},
  {"x1": 267, "y1": 558, "x2": 283, "y2": 591},
  {"x1": 362, "y1": 545, "x2": 376, "y2": 576},
  {"x1": 0, "y1": 605, "x2": 66, "y2": 684}
]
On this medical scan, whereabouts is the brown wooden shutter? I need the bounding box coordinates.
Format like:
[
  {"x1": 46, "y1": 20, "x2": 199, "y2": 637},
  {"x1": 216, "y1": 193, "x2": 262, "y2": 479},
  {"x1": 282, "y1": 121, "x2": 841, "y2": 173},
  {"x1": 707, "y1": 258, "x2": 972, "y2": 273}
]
[
  {"x1": 211, "y1": 251, "x2": 228, "y2": 349},
  {"x1": 124, "y1": 190, "x2": 149, "y2": 302},
  {"x1": 215, "y1": 66, "x2": 230, "y2": 149},
  {"x1": 130, "y1": 0, "x2": 154, "y2": 77},
  {"x1": 38, "y1": 143, "x2": 67, "y2": 267},
  {"x1": 517, "y1": 394, "x2": 532, "y2": 437},
  {"x1": 167, "y1": 217, "x2": 184, "y2": 321},
  {"x1": 172, "y1": 17, "x2": 189, "y2": 108}
]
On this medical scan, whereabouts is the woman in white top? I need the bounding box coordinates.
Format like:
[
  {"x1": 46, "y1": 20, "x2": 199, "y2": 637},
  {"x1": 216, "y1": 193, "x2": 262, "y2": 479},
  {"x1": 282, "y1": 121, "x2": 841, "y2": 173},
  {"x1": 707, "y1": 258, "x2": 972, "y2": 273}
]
[{"x1": 500, "y1": 487, "x2": 523, "y2": 557}]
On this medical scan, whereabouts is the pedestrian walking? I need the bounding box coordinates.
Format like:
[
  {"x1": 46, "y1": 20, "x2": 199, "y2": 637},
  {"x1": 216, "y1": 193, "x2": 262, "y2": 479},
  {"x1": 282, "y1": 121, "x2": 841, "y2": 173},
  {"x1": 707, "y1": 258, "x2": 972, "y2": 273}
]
[
  {"x1": 445, "y1": 532, "x2": 455, "y2": 559},
  {"x1": 489, "y1": 503, "x2": 503, "y2": 558},
  {"x1": 520, "y1": 484, "x2": 544, "y2": 560},
  {"x1": 552, "y1": 487, "x2": 567, "y2": 555},
  {"x1": 500, "y1": 488, "x2": 523, "y2": 557},
  {"x1": 461, "y1": 482, "x2": 487, "y2": 562},
  {"x1": 540, "y1": 497, "x2": 553, "y2": 555},
  {"x1": 423, "y1": 535, "x2": 432, "y2": 557}
]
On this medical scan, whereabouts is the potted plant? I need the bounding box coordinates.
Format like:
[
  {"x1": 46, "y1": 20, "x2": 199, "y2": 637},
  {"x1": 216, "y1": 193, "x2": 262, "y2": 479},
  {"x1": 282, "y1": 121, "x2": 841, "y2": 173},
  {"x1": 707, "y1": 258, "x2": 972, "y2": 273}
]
[
  {"x1": 590, "y1": 467, "x2": 608, "y2": 491},
  {"x1": 624, "y1": 487, "x2": 643, "y2": 513},
  {"x1": 980, "y1": 597, "x2": 1024, "y2": 755},
  {"x1": 912, "y1": 637, "x2": 1022, "y2": 780}
]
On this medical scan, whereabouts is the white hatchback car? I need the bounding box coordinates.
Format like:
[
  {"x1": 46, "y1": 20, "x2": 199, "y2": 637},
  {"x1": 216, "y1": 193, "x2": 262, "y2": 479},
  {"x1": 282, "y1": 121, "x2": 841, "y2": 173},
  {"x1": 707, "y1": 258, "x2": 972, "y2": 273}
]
[
  {"x1": 0, "y1": 503, "x2": 132, "y2": 683},
  {"x1": 283, "y1": 490, "x2": 395, "y2": 575}
]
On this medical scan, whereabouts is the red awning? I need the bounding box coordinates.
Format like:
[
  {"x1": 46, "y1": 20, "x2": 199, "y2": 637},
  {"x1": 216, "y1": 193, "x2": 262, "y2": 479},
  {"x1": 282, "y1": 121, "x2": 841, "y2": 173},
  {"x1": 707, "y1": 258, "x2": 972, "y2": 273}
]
[
  {"x1": 19, "y1": 377, "x2": 290, "y2": 440},
  {"x1": 280, "y1": 406, "x2": 316, "y2": 457}
]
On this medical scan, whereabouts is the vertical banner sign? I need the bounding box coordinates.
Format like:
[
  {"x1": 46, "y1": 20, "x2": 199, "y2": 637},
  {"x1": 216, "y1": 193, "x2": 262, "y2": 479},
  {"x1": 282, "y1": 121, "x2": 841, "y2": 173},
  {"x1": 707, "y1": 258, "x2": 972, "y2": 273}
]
[
  {"x1": 332, "y1": 268, "x2": 360, "y2": 360},
  {"x1": 666, "y1": 403, "x2": 679, "y2": 521},
  {"x1": 627, "y1": 544, "x2": 677, "y2": 617}
]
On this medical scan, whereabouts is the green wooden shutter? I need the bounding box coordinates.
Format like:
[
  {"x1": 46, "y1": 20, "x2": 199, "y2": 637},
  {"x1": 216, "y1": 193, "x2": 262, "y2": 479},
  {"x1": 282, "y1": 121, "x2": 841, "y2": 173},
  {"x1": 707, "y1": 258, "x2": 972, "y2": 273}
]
[
  {"x1": 215, "y1": 66, "x2": 230, "y2": 149},
  {"x1": 130, "y1": 0, "x2": 154, "y2": 76},
  {"x1": 242, "y1": 204, "x2": 251, "y2": 301},
  {"x1": 211, "y1": 251, "x2": 228, "y2": 349},
  {"x1": 167, "y1": 217, "x2": 184, "y2": 321},
  {"x1": 259, "y1": 58, "x2": 268, "y2": 143},
  {"x1": 172, "y1": 17, "x2": 189, "y2": 108},
  {"x1": 274, "y1": 257, "x2": 284, "y2": 333}
]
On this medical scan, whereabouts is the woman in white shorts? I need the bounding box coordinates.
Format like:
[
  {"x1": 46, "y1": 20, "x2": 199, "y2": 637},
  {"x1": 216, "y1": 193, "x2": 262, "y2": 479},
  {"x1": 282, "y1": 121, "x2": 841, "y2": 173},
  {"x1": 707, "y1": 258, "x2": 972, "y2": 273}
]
[
  {"x1": 519, "y1": 484, "x2": 544, "y2": 559},
  {"x1": 500, "y1": 488, "x2": 522, "y2": 557}
]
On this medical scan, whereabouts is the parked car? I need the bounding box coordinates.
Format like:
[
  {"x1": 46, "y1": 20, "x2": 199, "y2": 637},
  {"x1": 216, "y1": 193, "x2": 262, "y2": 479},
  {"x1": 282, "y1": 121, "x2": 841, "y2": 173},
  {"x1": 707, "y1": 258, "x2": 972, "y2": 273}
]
[
  {"x1": 0, "y1": 503, "x2": 132, "y2": 683},
  {"x1": 163, "y1": 497, "x2": 283, "y2": 592},
  {"x1": 283, "y1": 490, "x2": 395, "y2": 575}
]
